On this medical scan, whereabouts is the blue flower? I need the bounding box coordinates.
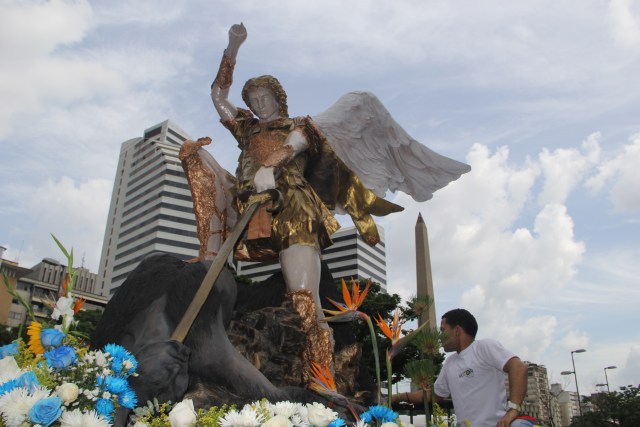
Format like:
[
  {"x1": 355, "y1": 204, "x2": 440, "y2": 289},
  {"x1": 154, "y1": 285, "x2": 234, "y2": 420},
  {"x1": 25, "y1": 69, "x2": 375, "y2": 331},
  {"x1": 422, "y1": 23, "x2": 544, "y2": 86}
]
[
  {"x1": 102, "y1": 343, "x2": 129, "y2": 360},
  {"x1": 0, "y1": 342, "x2": 18, "y2": 358},
  {"x1": 0, "y1": 379, "x2": 17, "y2": 396},
  {"x1": 118, "y1": 388, "x2": 138, "y2": 409},
  {"x1": 103, "y1": 376, "x2": 129, "y2": 394},
  {"x1": 29, "y1": 397, "x2": 63, "y2": 427},
  {"x1": 44, "y1": 345, "x2": 77, "y2": 368},
  {"x1": 0, "y1": 372, "x2": 39, "y2": 396},
  {"x1": 103, "y1": 343, "x2": 137, "y2": 375},
  {"x1": 360, "y1": 406, "x2": 398, "y2": 424},
  {"x1": 40, "y1": 329, "x2": 65, "y2": 348},
  {"x1": 328, "y1": 419, "x2": 346, "y2": 427},
  {"x1": 15, "y1": 371, "x2": 39, "y2": 391},
  {"x1": 95, "y1": 397, "x2": 115, "y2": 421}
]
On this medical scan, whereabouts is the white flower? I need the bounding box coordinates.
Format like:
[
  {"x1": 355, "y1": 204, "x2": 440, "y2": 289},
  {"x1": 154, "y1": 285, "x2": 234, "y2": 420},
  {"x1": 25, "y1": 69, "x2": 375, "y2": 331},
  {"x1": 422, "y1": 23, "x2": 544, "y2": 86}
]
[
  {"x1": 132, "y1": 421, "x2": 149, "y2": 427},
  {"x1": 56, "y1": 383, "x2": 80, "y2": 404},
  {"x1": 58, "y1": 409, "x2": 84, "y2": 427},
  {"x1": 305, "y1": 403, "x2": 336, "y2": 427},
  {"x1": 295, "y1": 405, "x2": 309, "y2": 427},
  {"x1": 290, "y1": 414, "x2": 305, "y2": 427},
  {"x1": 0, "y1": 387, "x2": 50, "y2": 427},
  {"x1": 0, "y1": 356, "x2": 21, "y2": 383},
  {"x1": 59, "y1": 409, "x2": 111, "y2": 427},
  {"x1": 94, "y1": 351, "x2": 108, "y2": 367},
  {"x1": 354, "y1": 420, "x2": 369, "y2": 427},
  {"x1": 271, "y1": 401, "x2": 300, "y2": 419},
  {"x1": 381, "y1": 423, "x2": 398, "y2": 427},
  {"x1": 220, "y1": 406, "x2": 264, "y2": 427},
  {"x1": 262, "y1": 415, "x2": 293, "y2": 427},
  {"x1": 51, "y1": 297, "x2": 74, "y2": 320},
  {"x1": 168, "y1": 399, "x2": 197, "y2": 427}
]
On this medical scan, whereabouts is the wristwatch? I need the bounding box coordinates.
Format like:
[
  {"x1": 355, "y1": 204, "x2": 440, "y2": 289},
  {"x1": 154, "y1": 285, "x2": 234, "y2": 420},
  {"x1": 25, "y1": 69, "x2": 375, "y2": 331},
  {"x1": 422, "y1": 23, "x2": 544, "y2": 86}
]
[{"x1": 507, "y1": 400, "x2": 522, "y2": 412}]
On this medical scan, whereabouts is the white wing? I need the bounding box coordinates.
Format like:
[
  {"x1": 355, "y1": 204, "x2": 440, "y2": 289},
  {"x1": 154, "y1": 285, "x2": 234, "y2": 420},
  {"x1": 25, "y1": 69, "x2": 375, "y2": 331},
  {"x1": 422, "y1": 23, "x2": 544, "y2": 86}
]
[{"x1": 312, "y1": 91, "x2": 471, "y2": 202}]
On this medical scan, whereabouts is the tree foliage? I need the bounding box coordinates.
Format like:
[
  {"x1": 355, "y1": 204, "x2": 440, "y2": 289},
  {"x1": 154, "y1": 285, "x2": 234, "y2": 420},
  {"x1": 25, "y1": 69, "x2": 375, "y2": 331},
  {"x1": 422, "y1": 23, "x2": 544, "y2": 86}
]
[{"x1": 571, "y1": 384, "x2": 640, "y2": 427}]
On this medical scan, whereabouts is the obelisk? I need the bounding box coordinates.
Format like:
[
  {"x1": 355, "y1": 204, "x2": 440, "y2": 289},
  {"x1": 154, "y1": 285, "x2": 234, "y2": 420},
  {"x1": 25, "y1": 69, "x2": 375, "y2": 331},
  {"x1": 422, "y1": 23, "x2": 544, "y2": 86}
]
[{"x1": 415, "y1": 213, "x2": 436, "y2": 327}]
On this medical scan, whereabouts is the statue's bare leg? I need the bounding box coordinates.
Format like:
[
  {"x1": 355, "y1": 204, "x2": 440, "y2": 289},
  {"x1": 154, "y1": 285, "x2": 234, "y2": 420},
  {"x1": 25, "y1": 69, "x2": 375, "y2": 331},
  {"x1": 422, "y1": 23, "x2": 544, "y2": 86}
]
[
  {"x1": 280, "y1": 244, "x2": 334, "y2": 376},
  {"x1": 279, "y1": 244, "x2": 328, "y2": 330}
]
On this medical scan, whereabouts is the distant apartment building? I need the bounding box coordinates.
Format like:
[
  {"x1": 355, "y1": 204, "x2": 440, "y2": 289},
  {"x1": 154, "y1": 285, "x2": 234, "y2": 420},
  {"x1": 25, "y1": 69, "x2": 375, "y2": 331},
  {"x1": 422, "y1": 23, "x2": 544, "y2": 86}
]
[
  {"x1": 97, "y1": 120, "x2": 199, "y2": 296},
  {"x1": 1, "y1": 247, "x2": 107, "y2": 327},
  {"x1": 550, "y1": 383, "x2": 580, "y2": 427},
  {"x1": 237, "y1": 224, "x2": 388, "y2": 290},
  {"x1": 0, "y1": 246, "x2": 32, "y2": 327},
  {"x1": 520, "y1": 362, "x2": 561, "y2": 426}
]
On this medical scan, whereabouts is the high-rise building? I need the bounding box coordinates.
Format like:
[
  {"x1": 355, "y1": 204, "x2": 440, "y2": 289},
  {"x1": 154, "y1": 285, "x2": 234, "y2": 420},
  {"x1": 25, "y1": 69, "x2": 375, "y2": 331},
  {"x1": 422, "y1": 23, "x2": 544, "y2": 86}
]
[
  {"x1": 97, "y1": 120, "x2": 199, "y2": 296},
  {"x1": 518, "y1": 362, "x2": 560, "y2": 426},
  {"x1": 236, "y1": 224, "x2": 388, "y2": 290}
]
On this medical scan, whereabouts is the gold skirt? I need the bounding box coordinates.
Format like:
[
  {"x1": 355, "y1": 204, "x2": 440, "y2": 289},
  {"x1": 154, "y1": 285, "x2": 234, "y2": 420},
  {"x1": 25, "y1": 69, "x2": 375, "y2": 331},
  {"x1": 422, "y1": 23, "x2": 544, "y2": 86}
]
[{"x1": 234, "y1": 169, "x2": 340, "y2": 262}]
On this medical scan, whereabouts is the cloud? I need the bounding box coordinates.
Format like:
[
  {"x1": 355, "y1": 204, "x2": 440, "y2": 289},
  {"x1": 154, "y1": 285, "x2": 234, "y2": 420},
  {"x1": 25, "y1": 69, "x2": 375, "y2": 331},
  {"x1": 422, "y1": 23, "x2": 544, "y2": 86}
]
[
  {"x1": 383, "y1": 139, "x2": 593, "y2": 373},
  {"x1": 586, "y1": 134, "x2": 640, "y2": 214},
  {"x1": 559, "y1": 330, "x2": 590, "y2": 352},
  {"x1": 619, "y1": 345, "x2": 640, "y2": 388},
  {"x1": 609, "y1": 0, "x2": 640, "y2": 50},
  {"x1": 0, "y1": 1, "x2": 127, "y2": 139},
  {"x1": 3, "y1": 176, "x2": 111, "y2": 271},
  {"x1": 537, "y1": 133, "x2": 601, "y2": 206}
]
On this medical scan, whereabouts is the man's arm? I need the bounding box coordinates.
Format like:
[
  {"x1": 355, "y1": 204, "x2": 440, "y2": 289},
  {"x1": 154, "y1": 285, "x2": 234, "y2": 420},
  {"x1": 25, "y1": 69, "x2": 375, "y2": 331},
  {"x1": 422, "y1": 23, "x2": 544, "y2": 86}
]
[
  {"x1": 211, "y1": 23, "x2": 247, "y2": 121},
  {"x1": 498, "y1": 356, "x2": 528, "y2": 427},
  {"x1": 390, "y1": 388, "x2": 447, "y2": 405}
]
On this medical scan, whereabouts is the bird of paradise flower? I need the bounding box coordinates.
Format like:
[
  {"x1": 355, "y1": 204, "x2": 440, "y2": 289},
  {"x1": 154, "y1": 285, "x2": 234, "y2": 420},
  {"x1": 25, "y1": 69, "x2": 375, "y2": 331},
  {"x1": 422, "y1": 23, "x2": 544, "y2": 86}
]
[
  {"x1": 309, "y1": 361, "x2": 360, "y2": 421},
  {"x1": 323, "y1": 278, "x2": 383, "y2": 403},
  {"x1": 375, "y1": 309, "x2": 432, "y2": 408}
]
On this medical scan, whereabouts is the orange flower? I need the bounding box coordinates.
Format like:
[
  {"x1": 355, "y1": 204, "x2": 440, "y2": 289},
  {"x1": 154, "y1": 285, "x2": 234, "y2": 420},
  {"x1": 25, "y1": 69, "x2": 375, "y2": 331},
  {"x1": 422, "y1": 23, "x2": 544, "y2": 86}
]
[
  {"x1": 27, "y1": 321, "x2": 45, "y2": 355},
  {"x1": 375, "y1": 309, "x2": 403, "y2": 343},
  {"x1": 309, "y1": 362, "x2": 337, "y2": 396},
  {"x1": 324, "y1": 278, "x2": 371, "y2": 320},
  {"x1": 60, "y1": 274, "x2": 70, "y2": 297},
  {"x1": 73, "y1": 297, "x2": 86, "y2": 314}
]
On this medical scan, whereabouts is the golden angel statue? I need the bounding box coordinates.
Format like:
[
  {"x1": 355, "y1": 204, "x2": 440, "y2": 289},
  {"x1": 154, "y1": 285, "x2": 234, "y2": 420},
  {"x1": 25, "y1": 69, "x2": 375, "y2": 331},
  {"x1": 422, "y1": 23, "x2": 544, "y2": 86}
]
[{"x1": 180, "y1": 23, "x2": 470, "y2": 376}]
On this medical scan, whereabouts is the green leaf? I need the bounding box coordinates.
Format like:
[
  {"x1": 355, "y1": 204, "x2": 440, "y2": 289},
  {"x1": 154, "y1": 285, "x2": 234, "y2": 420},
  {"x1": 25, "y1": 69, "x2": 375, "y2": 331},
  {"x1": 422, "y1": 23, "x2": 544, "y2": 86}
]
[{"x1": 51, "y1": 233, "x2": 70, "y2": 259}]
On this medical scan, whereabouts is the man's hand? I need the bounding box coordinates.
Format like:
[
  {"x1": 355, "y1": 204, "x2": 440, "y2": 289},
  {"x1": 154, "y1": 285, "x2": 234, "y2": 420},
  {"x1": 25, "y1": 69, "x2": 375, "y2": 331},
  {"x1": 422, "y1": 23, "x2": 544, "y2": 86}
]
[
  {"x1": 254, "y1": 166, "x2": 276, "y2": 192},
  {"x1": 497, "y1": 409, "x2": 518, "y2": 427}
]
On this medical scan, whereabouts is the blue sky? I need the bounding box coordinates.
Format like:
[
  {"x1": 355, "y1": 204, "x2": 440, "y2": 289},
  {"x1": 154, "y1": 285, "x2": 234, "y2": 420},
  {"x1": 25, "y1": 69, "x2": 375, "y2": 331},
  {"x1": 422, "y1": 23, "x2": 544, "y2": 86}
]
[{"x1": 1, "y1": 0, "x2": 639, "y2": 396}]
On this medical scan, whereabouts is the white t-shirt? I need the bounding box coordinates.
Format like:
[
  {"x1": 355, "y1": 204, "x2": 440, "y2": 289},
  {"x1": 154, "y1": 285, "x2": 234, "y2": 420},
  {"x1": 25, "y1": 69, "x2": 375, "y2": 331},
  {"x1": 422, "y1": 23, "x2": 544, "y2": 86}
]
[{"x1": 434, "y1": 339, "x2": 516, "y2": 427}]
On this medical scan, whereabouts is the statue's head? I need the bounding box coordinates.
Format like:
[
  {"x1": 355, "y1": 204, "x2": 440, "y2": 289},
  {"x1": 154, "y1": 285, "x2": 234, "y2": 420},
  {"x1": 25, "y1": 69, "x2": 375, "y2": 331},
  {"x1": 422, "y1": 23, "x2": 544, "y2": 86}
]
[{"x1": 242, "y1": 75, "x2": 289, "y2": 119}]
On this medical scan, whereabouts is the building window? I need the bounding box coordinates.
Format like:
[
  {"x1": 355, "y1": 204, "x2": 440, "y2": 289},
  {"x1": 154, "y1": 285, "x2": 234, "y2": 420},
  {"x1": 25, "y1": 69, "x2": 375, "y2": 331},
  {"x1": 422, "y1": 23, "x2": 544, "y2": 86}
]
[{"x1": 8, "y1": 311, "x2": 22, "y2": 320}]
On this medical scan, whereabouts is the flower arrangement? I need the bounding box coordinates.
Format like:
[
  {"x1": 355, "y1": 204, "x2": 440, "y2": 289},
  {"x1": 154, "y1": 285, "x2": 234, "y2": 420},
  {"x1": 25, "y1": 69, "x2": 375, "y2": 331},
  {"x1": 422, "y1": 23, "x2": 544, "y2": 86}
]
[
  {"x1": 0, "y1": 235, "x2": 139, "y2": 427},
  {"x1": 1, "y1": 238, "x2": 446, "y2": 427},
  {"x1": 132, "y1": 398, "x2": 406, "y2": 427}
]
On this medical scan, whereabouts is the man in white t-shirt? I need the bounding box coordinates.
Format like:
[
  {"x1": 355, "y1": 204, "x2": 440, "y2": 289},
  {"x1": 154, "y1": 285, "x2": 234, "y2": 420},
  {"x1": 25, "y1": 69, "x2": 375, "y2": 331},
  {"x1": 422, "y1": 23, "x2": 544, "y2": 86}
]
[{"x1": 433, "y1": 309, "x2": 532, "y2": 427}]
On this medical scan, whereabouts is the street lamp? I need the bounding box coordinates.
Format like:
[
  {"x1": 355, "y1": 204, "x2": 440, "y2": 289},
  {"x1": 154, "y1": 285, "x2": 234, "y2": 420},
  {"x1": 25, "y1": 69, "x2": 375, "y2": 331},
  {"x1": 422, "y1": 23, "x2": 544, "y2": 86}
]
[
  {"x1": 604, "y1": 365, "x2": 617, "y2": 393},
  {"x1": 563, "y1": 349, "x2": 586, "y2": 416}
]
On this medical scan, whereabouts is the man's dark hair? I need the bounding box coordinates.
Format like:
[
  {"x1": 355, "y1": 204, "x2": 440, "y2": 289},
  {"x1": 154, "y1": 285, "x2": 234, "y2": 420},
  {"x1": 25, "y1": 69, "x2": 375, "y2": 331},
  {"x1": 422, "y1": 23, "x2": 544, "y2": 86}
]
[{"x1": 442, "y1": 308, "x2": 478, "y2": 338}]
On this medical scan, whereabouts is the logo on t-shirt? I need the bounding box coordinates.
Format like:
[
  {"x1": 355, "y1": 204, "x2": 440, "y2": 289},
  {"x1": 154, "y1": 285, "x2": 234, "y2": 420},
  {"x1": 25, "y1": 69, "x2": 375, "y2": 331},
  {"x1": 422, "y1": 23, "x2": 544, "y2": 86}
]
[{"x1": 458, "y1": 368, "x2": 474, "y2": 378}]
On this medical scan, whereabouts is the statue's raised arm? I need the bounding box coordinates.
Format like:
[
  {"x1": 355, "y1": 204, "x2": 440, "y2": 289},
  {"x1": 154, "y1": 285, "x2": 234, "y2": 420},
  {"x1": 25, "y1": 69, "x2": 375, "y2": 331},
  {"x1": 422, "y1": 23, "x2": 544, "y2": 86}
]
[{"x1": 211, "y1": 23, "x2": 247, "y2": 120}]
